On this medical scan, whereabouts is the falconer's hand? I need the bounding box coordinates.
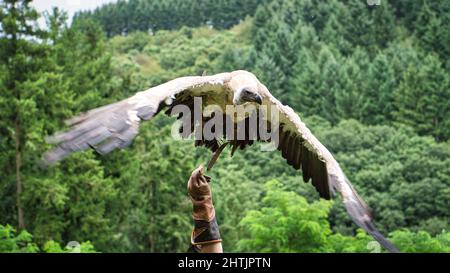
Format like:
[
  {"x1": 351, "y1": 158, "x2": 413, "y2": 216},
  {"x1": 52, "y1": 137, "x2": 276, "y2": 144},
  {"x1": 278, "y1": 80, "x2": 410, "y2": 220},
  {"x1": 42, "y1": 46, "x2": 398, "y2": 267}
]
[{"x1": 187, "y1": 165, "x2": 222, "y2": 253}]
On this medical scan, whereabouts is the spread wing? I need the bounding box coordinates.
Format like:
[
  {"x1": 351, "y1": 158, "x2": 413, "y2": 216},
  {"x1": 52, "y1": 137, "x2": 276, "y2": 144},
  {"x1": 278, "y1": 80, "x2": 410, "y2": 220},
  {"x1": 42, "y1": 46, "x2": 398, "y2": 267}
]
[
  {"x1": 43, "y1": 73, "x2": 231, "y2": 164},
  {"x1": 259, "y1": 84, "x2": 400, "y2": 253}
]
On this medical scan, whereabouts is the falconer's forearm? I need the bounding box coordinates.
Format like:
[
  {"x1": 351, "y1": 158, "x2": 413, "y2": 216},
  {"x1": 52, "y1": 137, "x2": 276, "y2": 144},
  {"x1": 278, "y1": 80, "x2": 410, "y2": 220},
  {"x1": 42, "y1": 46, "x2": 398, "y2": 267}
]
[{"x1": 187, "y1": 166, "x2": 223, "y2": 253}]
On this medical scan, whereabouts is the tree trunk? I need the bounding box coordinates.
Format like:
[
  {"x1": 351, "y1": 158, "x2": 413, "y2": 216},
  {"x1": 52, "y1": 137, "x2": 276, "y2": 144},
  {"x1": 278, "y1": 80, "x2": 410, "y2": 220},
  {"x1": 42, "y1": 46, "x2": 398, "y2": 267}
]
[{"x1": 15, "y1": 120, "x2": 25, "y2": 230}]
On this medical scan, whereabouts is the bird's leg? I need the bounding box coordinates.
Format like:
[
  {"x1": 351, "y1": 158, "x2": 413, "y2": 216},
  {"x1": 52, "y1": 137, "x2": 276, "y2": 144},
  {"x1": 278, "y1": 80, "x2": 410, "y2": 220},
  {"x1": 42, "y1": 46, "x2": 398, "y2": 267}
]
[{"x1": 207, "y1": 142, "x2": 229, "y2": 171}]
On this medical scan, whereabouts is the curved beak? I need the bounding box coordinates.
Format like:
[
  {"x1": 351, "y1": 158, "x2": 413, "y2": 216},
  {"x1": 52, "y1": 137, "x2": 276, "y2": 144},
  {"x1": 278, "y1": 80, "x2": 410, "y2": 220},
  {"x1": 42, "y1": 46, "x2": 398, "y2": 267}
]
[
  {"x1": 248, "y1": 93, "x2": 263, "y2": 105},
  {"x1": 255, "y1": 94, "x2": 263, "y2": 105}
]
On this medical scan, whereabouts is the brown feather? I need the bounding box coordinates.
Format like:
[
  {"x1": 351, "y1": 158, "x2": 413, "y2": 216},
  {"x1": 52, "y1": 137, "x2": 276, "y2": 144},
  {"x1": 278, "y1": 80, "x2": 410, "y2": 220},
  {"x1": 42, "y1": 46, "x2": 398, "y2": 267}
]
[
  {"x1": 301, "y1": 147, "x2": 311, "y2": 183},
  {"x1": 280, "y1": 131, "x2": 290, "y2": 159},
  {"x1": 293, "y1": 137, "x2": 302, "y2": 170},
  {"x1": 286, "y1": 134, "x2": 296, "y2": 164}
]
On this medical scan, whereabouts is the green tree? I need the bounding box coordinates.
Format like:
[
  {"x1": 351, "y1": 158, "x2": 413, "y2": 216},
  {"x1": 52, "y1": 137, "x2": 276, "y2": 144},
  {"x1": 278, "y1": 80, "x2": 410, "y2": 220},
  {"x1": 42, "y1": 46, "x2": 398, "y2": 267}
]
[
  {"x1": 414, "y1": 2, "x2": 450, "y2": 61},
  {"x1": 0, "y1": 224, "x2": 96, "y2": 253},
  {"x1": 393, "y1": 54, "x2": 450, "y2": 141},
  {"x1": 305, "y1": 118, "x2": 450, "y2": 235},
  {"x1": 0, "y1": 0, "x2": 50, "y2": 230},
  {"x1": 359, "y1": 52, "x2": 396, "y2": 124},
  {"x1": 390, "y1": 230, "x2": 450, "y2": 253},
  {"x1": 237, "y1": 180, "x2": 450, "y2": 253},
  {"x1": 0, "y1": 4, "x2": 120, "y2": 251},
  {"x1": 1, "y1": 0, "x2": 449, "y2": 254},
  {"x1": 237, "y1": 180, "x2": 373, "y2": 253}
]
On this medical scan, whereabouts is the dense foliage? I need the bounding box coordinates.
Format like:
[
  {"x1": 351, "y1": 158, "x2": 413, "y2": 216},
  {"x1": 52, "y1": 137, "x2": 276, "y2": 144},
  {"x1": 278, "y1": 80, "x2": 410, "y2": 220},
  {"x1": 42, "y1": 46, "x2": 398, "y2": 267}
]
[
  {"x1": 0, "y1": 0, "x2": 449, "y2": 252},
  {"x1": 237, "y1": 180, "x2": 450, "y2": 253},
  {"x1": 0, "y1": 224, "x2": 96, "y2": 253},
  {"x1": 73, "y1": 0, "x2": 263, "y2": 36}
]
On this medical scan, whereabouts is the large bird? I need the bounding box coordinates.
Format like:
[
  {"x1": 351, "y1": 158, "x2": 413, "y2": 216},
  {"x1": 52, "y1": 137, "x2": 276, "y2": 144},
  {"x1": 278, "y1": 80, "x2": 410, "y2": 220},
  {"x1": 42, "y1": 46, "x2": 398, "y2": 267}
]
[{"x1": 44, "y1": 70, "x2": 399, "y2": 253}]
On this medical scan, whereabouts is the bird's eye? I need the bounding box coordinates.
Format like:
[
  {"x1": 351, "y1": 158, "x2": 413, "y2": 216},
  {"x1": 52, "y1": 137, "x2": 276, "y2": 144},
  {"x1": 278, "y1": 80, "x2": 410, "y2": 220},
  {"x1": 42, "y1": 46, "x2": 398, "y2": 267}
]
[{"x1": 242, "y1": 88, "x2": 252, "y2": 94}]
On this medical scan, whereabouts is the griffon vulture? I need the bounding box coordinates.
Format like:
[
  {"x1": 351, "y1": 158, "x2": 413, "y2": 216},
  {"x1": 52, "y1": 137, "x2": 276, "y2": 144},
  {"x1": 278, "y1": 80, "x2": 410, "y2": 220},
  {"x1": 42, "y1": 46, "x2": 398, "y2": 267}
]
[{"x1": 44, "y1": 70, "x2": 399, "y2": 253}]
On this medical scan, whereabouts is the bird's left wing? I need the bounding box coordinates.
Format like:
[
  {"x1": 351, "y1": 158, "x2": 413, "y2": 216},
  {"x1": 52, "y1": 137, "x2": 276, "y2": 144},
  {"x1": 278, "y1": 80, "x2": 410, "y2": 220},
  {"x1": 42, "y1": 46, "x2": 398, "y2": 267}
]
[
  {"x1": 43, "y1": 73, "x2": 231, "y2": 164},
  {"x1": 260, "y1": 84, "x2": 399, "y2": 253}
]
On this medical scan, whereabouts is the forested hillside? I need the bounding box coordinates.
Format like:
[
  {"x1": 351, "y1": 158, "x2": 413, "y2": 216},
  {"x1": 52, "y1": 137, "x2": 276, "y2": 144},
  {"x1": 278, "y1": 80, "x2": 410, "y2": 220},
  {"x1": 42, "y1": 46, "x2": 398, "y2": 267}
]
[
  {"x1": 0, "y1": 0, "x2": 449, "y2": 253},
  {"x1": 73, "y1": 0, "x2": 262, "y2": 36}
]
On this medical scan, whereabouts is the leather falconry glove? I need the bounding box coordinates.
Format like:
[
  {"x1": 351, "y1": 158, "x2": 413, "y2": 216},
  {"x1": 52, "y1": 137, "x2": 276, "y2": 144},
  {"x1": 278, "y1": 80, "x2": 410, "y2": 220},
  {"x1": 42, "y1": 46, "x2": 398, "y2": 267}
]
[{"x1": 188, "y1": 165, "x2": 222, "y2": 247}]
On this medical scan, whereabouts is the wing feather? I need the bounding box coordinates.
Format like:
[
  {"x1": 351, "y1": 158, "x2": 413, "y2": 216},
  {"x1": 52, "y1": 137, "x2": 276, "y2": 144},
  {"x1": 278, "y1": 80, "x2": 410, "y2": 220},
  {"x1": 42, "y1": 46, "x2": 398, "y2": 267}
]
[
  {"x1": 44, "y1": 73, "x2": 231, "y2": 164},
  {"x1": 292, "y1": 136, "x2": 302, "y2": 170},
  {"x1": 260, "y1": 83, "x2": 399, "y2": 253}
]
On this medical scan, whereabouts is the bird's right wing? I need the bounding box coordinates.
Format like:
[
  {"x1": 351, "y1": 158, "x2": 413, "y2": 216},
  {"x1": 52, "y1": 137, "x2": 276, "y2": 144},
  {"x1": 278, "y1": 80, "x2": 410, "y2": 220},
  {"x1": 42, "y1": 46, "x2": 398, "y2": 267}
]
[
  {"x1": 260, "y1": 83, "x2": 400, "y2": 253},
  {"x1": 43, "y1": 73, "x2": 231, "y2": 164}
]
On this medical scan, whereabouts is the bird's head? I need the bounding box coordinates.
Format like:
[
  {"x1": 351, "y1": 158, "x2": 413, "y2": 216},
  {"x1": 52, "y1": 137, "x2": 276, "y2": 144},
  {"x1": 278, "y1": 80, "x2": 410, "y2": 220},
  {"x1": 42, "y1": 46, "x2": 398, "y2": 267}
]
[{"x1": 229, "y1": 71, "x2": 263, "y2": 105}]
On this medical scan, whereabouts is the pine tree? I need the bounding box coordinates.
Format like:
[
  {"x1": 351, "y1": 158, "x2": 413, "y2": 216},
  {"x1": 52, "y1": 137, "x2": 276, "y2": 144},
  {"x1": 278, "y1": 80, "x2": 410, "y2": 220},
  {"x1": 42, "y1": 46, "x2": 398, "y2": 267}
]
[
  {"x1": 0, "y1": 4, "x2": 121, "y2": 249},
  {"x1": 370, "y1": 1, "x2": 397, "y2": 49},
  {"x1": 414, "y1": 2, "x2": 450, "y2": 61},
  {"x1": 394, "y1": 54, "x2": 450, "y2": 141},
  {"x1": 321, "y1": 14, "x2": 352, "y2": 56},
  {"x1": 290, "y1": 48, "x2": 322, "y2": 116},
  {"x1": 334, "y1": 57, "x2": 365, "y2": 121},
  {"x1": 0, "y1": 0, "x2": 48, "y2": 230},
  {"x1": 316, "y1": 45, "x2": 342, "y2": 124},
  {"x1": 253, "y1": 50, "x2": 286, "y2": 103},
  {"x1": 359, "y1": 53, "x2": 396, "y2": 124}
]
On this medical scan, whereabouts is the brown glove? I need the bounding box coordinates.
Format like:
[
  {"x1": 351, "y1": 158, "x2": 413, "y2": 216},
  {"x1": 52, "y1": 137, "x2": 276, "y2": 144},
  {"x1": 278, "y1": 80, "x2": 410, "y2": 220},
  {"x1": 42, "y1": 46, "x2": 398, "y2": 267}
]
[{"x1": 188, "y1": 165, "x2": 222, "y2": 246}]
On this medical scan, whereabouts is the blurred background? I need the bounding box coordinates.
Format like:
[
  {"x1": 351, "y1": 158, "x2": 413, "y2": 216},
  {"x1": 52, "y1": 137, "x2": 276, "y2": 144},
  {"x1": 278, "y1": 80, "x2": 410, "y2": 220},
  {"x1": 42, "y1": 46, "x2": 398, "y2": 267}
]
[{"x1": 0, "y1": 0, "x2": 449, "y2": 253}]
